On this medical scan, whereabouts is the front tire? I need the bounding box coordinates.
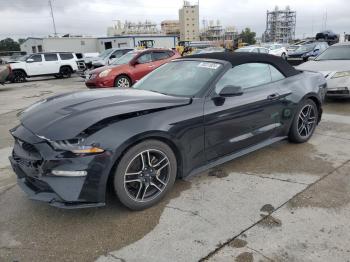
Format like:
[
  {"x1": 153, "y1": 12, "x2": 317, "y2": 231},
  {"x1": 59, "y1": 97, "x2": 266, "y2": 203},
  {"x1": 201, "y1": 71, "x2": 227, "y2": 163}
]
[
  {"x1": 11, "y1": 70, "x2": 26, "y2": 83},
  {"x1": 113, "y1": 140, "x2": 177, "y2": 210},
  {"x1": 289, "y1": 99, "x2": 318, "y2": 143},
  {"x1": 114, "y1": 75, "x2": 131, "y2": 88}
]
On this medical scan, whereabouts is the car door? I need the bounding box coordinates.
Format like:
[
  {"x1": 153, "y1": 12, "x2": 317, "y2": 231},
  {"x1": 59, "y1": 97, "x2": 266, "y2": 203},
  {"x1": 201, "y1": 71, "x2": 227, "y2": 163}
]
[
  {"x1": 25, "y1": 54, "x2": 44, "y2": 76},
  {"x1": 43, "y1": 53, "x2": 60, "y2": 74},
  {"x1": 132, "y1": 52, "x2": 155, "y2": 81},
  {"x1": 204, "y1": 62, "x2": 288, "y2": 162}
]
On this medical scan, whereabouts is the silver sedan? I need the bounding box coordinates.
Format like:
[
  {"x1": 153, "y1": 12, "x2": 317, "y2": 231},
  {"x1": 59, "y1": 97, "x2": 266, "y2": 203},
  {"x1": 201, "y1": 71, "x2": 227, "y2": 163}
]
[{"x1": 297, "y1": 42, "x2": 350, "y2": 98}]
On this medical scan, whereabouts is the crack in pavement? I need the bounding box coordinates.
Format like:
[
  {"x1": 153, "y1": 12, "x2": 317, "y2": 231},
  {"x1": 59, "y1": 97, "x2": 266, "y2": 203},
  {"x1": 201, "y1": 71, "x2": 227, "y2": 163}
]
[
  {"x1": 246, "y1": 246, "x2": 274, "y2": 262},
  {"x1": 199, "y1": 159, "x2": 350, "y2": 261},
  {"x1": 243, "y1": 172, "x2": 309, "y2": 185},
  {"x1": 108, "y1": 254, "x2": 127, "y2": 262},
  {"x1": 165, "y1": 205, "x2": 215, "y2": 226}
]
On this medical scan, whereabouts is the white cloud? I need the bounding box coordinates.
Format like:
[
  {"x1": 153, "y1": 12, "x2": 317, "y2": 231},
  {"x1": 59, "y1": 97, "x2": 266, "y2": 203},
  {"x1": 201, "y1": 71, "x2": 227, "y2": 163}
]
[{"x1": 0, "y1": 0, "x2": 348, "y2": 39}]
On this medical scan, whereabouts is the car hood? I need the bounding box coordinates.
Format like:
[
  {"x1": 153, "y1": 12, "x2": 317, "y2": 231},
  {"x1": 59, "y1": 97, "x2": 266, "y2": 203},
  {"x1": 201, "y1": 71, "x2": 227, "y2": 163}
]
[
  {"x1": 20, "y1": 89, "x2": 191, "y2": 141},
  {"x1": 296, "y1": 60, "x2": 350, "y2": 77}
]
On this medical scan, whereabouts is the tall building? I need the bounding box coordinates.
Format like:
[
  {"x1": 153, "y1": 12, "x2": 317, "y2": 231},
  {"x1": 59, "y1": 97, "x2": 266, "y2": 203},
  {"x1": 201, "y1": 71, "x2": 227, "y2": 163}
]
[
  {"x1": 161, "y1": 20, "x2": 180, "y2": 35},
  {"x1": 179, "y1": 1, "x2": 200, "y2": 41},
  {"x1": 263, "y1": 6, "x2": 296, "y2": 43}
]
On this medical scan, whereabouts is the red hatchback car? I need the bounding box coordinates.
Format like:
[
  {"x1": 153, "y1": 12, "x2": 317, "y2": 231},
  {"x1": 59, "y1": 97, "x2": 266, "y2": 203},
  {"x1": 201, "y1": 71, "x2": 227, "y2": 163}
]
[{"x1": 85, "y1": 48, "x2": 180, "y2": 88}]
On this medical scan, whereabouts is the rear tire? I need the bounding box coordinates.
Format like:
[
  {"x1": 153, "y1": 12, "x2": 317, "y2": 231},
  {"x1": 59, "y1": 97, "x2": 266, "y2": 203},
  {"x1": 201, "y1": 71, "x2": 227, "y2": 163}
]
[
  {"x1": 113, "y1": 140, "x2": 177, "y2": 210},
  {"x1": 59, "y1": 66, "x2": 72, "y2": 78},
  {"x1": 11, "y1": 70, "x2": 26, "y2": 83},
  {"x1": 289, "y1": 99, "x2": 318, "y2": 143}
]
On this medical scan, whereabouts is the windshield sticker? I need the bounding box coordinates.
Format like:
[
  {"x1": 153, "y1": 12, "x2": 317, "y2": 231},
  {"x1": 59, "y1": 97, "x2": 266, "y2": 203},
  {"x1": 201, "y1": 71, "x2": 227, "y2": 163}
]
[{"x1": 197, "y1": 62, "x2": 221, "y2": 70}]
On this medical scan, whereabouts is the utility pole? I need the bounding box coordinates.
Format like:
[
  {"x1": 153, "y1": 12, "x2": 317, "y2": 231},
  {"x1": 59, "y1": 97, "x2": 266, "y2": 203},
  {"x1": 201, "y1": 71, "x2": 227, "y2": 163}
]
[{"x1": 49, "y1": 0, "x2": 58, "y2": 37}]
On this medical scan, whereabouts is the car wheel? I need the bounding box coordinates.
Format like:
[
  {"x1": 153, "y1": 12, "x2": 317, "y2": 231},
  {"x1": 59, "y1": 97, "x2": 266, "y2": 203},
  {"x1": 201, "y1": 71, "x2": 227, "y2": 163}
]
[
  {"x1": 114, "y1": 75, "x2": 131, "y2": 88},
  {"x1": 289, "y1": 99, "x2": 318, "y2": 143},
  {"x1": 59, "y1": 67, "x2": 72, "y2": 78},
  {"x1": 113, "y1": 140, "x2": 177, "y2": 210},
  {"x1": 11, "y1": 70, "x2": 26, "y2": 83}
]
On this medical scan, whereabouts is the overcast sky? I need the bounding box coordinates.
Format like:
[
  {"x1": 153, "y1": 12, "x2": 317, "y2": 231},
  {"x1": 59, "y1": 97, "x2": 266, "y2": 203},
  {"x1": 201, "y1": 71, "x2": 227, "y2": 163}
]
[{"x1": 0, "y1": 0, "x2": 348, "y2": 40}]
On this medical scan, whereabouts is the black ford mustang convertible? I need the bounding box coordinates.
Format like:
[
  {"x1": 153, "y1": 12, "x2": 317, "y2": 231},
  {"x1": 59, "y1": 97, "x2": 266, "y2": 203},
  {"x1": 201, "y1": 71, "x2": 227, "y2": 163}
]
[{"x1": 9, "y1": 53, "x2": 327, "y2": 210}]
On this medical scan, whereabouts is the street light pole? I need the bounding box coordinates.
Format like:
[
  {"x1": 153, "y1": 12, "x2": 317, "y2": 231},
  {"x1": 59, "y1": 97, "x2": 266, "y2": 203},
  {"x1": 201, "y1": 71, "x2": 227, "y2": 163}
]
[{"x1": 49, "y1": 0, "x2": 58, "y2": 37}]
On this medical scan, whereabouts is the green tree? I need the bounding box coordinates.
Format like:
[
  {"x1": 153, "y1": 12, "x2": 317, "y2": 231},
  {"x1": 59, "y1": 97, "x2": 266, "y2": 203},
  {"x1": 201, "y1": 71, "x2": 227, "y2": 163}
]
[
  {"x1": 0, "y1": 38, "x2": 20, "y2": 51},
  {"x1": 239, "y1": 28, "x2": 256, "y2": 45},
  {"x1": 18, "y1": 38, "x2": 26, "y2": 45}
]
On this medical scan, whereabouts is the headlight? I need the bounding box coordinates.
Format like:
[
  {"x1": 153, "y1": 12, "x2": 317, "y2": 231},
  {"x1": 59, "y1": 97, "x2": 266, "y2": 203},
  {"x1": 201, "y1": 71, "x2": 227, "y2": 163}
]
[
  {"x1": 98, "y1": 69, "x2": 112, "y2": 78},
  {"x1": 331, "y1": 71, "x2": 350, "y2": 79},
  {"x1": 50, "y1": 138, "x2": 104, "y2": 154}
]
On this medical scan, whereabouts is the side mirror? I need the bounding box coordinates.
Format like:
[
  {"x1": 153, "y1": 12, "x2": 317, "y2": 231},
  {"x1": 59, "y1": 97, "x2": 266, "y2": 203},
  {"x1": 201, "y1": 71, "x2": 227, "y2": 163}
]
[
  {"x1": 219, "y1": 85, "x2": 243, "y2": 97},
  {"x1": 129, "y1": 60, "x2": 138, "y2": 66},
  {"x1": 313, "y1": 49, "x2": 319, "y2": 53},
  {"x1": 26, "y1": 58, "x2": 34, "y2": 63}
]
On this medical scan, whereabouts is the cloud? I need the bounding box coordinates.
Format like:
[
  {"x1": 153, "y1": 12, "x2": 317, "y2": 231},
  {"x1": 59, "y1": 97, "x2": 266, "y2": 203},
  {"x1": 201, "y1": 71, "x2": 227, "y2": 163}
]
[{"x1": 0, "y1": 0, "x2": 349, "y2": 40}]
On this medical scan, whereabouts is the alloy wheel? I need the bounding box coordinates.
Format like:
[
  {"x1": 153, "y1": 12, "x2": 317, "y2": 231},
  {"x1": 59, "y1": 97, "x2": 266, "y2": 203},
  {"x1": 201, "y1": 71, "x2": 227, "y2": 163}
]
[
  {"x1": 124, "y1": 149, "x2": 170, "y2": 202},
  {"x1": 13, "y1": 72, "x2": 26, "y2": 83},
  {"x1": 297, "y1": 104, "x2": 316, "y2": 137},
  {"x1": 116, "y1": 77, "x2": 130, "y2": 88}
]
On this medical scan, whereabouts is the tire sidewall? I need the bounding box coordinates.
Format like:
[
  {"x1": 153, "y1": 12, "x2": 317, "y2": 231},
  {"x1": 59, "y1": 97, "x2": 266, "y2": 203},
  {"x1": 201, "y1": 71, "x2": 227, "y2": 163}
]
[
  {"x1": 289, "y1": 99, "x2": 318, "y2": 143},
  {"x1": 113, "y1": 140, "x2": 177, "y2": 210}
]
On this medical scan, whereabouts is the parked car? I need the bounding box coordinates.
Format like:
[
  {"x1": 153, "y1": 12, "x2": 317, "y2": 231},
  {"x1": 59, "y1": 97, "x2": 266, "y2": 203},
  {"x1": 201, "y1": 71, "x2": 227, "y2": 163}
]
[
  {"x1": 265, "y1": 44, "x2": 288, "y2": 59},
  {"x1": 0, "y1": 64, "x2": 11, "y2": 84},
  {"x1": 85, "y1": 48, "x2": 134, "y2": 69},
  {"x1": 191, "y1": 47, "x2": 227, "y2": 55},
  {"x1": 297, "y1": 42, "x2": 350, "y2": 97},
  {"x1": 235, "y1": 46, "x2": 269, "y2": 54},
  {"x1": 9, "y1": 52, "x2": 326, "y2": 210},
  {"x1": 316, "y1": 30, "x2": 339, "y2": 44},
  {"x1": 9, "y1": 52, "x2": 79, "y2": 83},
  {"x1": 288, "y1": 42, "x2": 329, "y2": 64},
  {"x1": 85, "y1": 48, "x2": 180, "y2": 88}
]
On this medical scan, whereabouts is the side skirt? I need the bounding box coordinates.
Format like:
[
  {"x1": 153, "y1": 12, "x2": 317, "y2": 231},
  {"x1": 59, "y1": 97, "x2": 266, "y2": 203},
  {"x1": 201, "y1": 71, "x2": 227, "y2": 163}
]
[{"x1": 185, "y1": 136, "x2": 287, "y2": 179}]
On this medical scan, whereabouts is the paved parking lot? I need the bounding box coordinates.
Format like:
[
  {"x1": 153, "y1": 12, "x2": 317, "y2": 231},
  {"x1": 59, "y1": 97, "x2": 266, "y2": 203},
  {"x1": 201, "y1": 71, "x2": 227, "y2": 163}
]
[{"x1": 0, "y1": 76, "x2": 350, "y2": 262}]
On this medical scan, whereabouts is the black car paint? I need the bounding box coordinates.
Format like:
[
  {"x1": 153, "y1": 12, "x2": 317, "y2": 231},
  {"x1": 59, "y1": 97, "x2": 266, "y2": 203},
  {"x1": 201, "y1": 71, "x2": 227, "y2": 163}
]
[{"x1": 9, "y1": 58, "x2": 326, "y2": 208}]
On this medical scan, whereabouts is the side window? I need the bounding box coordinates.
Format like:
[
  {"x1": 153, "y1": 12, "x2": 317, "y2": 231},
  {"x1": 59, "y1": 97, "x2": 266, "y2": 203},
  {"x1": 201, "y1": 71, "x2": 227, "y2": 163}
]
[
  {"x1": 269, "y1": 65, "x2": 285, "y2": 82},
  {"x1": 259, "y1": 48, "x2": 268, "y2": 54},
  {"x1": 215, "y1": 63, "x2": 271, "y2": 94},
  {"x1": 59, "y1": 53, "x2": 74, "y2": 60},
  {"x1": 152, "y1": 52, "x2": 170, "y2": 61},
  {"x1": 29, "y1": 54, "x2": 42, "y2": 62},
  {"x1": 137, "y1": 53, "x2": 152, "y2": 64},
  {"x1": 111, "y1": 50, "x2": 123, "y2": 59},
  {"x1": 44, "y1": 54, "x2": 58, "y2": 61}
]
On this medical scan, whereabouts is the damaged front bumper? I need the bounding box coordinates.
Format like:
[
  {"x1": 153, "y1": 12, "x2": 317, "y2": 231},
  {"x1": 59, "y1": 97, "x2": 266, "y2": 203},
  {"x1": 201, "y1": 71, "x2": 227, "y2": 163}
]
[{"x1": 9, "y1": 124, "x2": 112, "y2": 209}]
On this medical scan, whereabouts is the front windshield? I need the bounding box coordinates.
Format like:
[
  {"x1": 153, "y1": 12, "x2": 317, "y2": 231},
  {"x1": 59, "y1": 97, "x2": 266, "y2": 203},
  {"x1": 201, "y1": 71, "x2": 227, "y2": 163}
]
[
  {"x1": 133, "y1": 60, "x2": 223, "y2": 97},
  {"x1": 98, "y1": 49, "x2": 113, "y2": 59},
  {"x1": 315, "y1": 46, "x2": 350, "y2": 61},
  {"x1": 17, "y1": 54, "x2": 30, "y2": 61},
  {"x1": 111, "y1": 52, "x2": 138, "y2": 65},
  {"x1": 295, "y1": 44, "x2": 315, "y2": 53}
]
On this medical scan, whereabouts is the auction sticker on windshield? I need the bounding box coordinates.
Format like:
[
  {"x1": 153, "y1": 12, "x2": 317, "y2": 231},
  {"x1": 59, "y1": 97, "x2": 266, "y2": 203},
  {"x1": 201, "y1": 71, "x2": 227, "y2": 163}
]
[{"x1": 197, "y1": 62, "x2": 221, "y2": 70}]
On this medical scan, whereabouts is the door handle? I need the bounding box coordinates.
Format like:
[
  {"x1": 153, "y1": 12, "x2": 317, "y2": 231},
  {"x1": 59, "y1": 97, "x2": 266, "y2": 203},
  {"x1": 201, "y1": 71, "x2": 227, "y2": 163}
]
[{"x1": 267, "y1": 93, "x2": 280, "y2": 100}]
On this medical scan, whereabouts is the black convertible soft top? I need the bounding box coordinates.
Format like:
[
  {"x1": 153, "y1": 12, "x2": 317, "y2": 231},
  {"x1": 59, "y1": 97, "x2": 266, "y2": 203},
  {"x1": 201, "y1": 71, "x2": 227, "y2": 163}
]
[{"x1": 185, "y1": 52, "x2": 300, "y2": 77}]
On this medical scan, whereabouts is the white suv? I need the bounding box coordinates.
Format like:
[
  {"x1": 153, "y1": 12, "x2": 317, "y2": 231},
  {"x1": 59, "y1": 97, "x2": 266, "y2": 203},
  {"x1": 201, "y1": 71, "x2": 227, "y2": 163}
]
[{"x1": 9, "y1": 52, "x2": 79, "y2": 83}]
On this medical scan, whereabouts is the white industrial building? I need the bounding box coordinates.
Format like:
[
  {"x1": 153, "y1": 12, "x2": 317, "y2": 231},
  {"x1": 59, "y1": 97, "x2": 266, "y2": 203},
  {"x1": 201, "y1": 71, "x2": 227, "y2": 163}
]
[{"x1": 20, "y1": 35, "x2": 178, "y2": 54}]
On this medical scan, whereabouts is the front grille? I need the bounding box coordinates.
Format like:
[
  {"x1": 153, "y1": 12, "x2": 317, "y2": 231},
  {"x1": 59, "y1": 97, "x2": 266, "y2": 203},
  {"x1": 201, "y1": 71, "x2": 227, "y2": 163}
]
[
  {"x1": 22, "y1": 141, "x2": 38, "y2": 154},
  {"x1": 14, "y1": 139, "x2": 41, "y2": 159}
]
